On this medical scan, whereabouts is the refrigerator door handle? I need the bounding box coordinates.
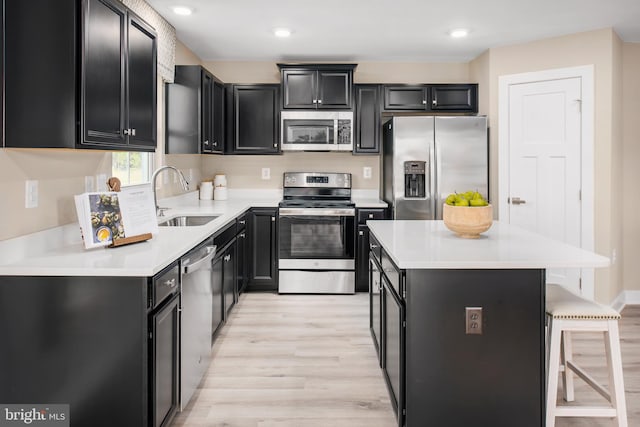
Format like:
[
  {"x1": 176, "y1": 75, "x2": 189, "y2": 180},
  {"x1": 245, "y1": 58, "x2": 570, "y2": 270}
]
[{"x1": 431, "y1": 134, "x2": 438, "y2": 219}]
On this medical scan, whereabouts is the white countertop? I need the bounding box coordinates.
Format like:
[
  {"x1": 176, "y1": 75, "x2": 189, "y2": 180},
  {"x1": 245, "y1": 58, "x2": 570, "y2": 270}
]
[
  {"x1": 367, "y1": 220, "x2": 610, "y2": 270},
  {"x1": 0, "y1": 190, "x2": 387, "y2": 277}
]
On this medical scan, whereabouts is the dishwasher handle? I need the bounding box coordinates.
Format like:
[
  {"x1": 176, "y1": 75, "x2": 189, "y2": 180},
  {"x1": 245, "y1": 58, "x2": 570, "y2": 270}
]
[{"x1": 182, "y1": 245, "x2": 217, "y2": 275}]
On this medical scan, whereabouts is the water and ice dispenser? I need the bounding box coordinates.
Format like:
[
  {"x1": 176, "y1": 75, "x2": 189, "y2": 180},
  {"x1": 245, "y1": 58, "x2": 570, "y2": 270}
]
[{"x1": 404, "y1": 161, "x2": 426, "y2": 199}]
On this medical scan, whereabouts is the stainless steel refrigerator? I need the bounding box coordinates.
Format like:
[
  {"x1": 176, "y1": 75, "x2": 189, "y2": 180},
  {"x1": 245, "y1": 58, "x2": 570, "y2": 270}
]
[{"x1": 381, "y1": 116, "x2": 488, "y2": 220}]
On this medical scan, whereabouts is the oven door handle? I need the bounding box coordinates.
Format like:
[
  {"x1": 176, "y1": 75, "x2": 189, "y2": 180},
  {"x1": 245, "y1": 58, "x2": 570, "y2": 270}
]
[{"x1": 278, "y1": 208, "x2": 356, "y2": 217}]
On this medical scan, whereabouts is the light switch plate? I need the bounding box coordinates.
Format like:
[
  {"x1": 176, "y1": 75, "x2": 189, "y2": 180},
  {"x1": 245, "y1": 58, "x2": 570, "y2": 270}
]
[
  {"x1": 363, "y1": 167, "x2": 372, "y2": 179},
  {"x1": 25, "y1": 180, "x2": 38, "y2": 209},
  {"x1": 262, "y1": 168, "x2": 271, "y2": 180}
]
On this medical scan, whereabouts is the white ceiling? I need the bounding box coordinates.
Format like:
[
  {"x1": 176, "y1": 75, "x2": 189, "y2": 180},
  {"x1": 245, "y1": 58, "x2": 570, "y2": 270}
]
[{"x1": 146, "y1": 0, "x2": 640, "y2": 62}]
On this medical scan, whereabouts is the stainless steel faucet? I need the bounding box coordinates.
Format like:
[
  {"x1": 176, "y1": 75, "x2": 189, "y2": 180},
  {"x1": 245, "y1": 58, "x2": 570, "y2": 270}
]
[{"x1": 151, "y1": 166, "x2": 190, "y2": 216}]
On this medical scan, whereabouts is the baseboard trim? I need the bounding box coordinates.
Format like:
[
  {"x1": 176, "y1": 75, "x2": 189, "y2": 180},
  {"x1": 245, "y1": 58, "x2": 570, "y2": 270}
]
[{"x1": 611, "y1": 290, "x2": 640, "y2": 312}]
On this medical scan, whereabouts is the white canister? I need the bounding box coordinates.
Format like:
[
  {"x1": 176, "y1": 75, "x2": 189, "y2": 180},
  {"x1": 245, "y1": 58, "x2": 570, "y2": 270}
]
[
  {"x1": 199, "y1": 181, "x2": 213, "y2": 200},
  {"x1": 213, "y1": 174, "x2": 227, "y2": 188},
  {"x1": 214, "y1": 187, "x2": 228, "y2": 201}
]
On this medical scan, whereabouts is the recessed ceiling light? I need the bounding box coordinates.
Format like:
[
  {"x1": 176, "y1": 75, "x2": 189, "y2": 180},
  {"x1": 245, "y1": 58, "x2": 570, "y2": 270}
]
[
  {"x1": 274, "y1": 28, "x2": 292, "y2": 38},
  {"x1": 449, "y1": 28, "x2": 469, "y2": 38},
  {"x1": 172, "y1": 6, "x2": 193, "y2": 16}
]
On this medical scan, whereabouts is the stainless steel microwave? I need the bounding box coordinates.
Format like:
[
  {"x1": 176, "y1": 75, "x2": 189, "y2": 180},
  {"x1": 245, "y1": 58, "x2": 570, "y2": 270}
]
[{"x1": 280, "y1": 111, "x2": 353, "y2": 151}]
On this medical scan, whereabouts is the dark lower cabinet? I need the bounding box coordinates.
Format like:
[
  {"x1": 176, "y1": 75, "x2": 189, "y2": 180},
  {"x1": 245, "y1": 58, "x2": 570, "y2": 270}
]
[
  {"x1": 369, "y1": 254, "x2": 383, "y2": 365},
  {"x1": 354, "y1": 84, "x2": 381, "y2": 154},
  {"x1": 226, "y1": 85, "x2": 280, "y2": 154},
  {"x1": 0, "y1": 276, "x2": 149, "y2": 426},
  {"x1": 236, "y1": 218, "x2": 248, "y2": 294},
  {"x1": 247, "y1": 208, "x2": 278, "y2": 291},
  {"x1": 382, "y1": 275, "x2": 405, "y2": 427},
  {"x1": 356, "y1": 208, "x2": 388, "y2": 292},
  {"x1": 223, "y1": 242, "x2": 236, "y2": 319},
  {"x1": 150, "y1": 294, "x2": 179, "y2": 427}
]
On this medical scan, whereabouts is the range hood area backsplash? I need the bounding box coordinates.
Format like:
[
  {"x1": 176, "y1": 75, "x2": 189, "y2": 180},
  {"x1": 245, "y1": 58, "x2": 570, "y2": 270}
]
[{"x1": 200, "y1": 152, "x2": 379, "y2": 190}]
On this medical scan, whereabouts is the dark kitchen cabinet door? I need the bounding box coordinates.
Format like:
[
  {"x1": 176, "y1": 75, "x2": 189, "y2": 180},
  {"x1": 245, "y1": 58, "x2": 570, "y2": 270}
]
[
  {"x1": 429, "y1": 84, "x2": 478, "y2": 112},
  {"x1": 166, "y1": 66, "x2": 224, "y2": 154},
  {"x1": 282, "y1": 69, "x2": 316, "y2": 109},
  {"x1": 356, "y1": 226, "x2": 371, "y2": 292},
  {"x1": 223, "y1": 241, "x2": 236, "y2": 319},
  {"x1": 317, "y1": 70, "x2": 352, "y2": 109},
  {"x1": 279, "y1": 64, "x2": 355, "y2": 110},
  {"x1": 369, "y1": 254, "x2": 382, "y2": 366},
  {"x1": 81, "y1": 0, "x2": 157, "y2": 151},
  {"x1": 3, "y1": 0, "x2": 77, "y2": 149},
  {"x1": 126, "y1": 12, "x2": 157, "y2": 149},
  {"x1": 212, "y1": 81, "x2": 225, "y2": 153},
  {"x1": 236, "y1": 214, "x2": 248, "y2": 294},
  {"x1": 227, "y1": 85, "x2": 280, "y2": 154},
  {"x1": 81, "y1": 0, "x2": 128, "y2": 147},
  {"x1": 382, "y1": 276, "x2": 405, "y2": 427},
  {"x1": 150, "y1": 295, "x2": 179, "y2": 427},
  {"x1": 354, "y1": 85, "x2": 381, "y2": 153},
  {"x1": 383, "y1": 86, "x2": 428, "y2": 111},
  {"x1": 246, "y1": 208, "x2": 278, "y2": 291}
]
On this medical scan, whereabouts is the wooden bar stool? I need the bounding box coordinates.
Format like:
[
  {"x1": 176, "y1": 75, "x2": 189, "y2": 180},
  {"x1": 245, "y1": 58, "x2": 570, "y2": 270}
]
[{"x1": 545, "y1": 283, "x2": 627, "y2": 427}]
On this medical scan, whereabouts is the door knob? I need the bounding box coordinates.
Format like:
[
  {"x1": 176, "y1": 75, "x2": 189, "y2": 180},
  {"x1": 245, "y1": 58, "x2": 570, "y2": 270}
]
[{"x1": 510, "y1": 197, "x2": 526, "y2": 205}]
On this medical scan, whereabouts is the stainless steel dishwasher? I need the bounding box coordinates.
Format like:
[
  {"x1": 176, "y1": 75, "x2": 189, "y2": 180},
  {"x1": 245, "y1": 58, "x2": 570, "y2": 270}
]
[{"x1": 180, "y1": 239, "x2": 216, "y2": 410}]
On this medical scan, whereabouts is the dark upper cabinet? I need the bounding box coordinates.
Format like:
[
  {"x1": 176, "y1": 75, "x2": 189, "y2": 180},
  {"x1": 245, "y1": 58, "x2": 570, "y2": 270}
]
[
  {"x1": 383, "y1": 84, "x2": 478, "y2": 113},
  {"x1": 384, "y1": 86, "x2": 428, "y2": 110},
  {"x1": 166, "y1": 66, "x2": 224, "y2": 154},
  {"x1": 279, "y1": 64, "x2": 355, "y2": 110},
  {"x1": 225, "y1": 84, "x2": 280, "y2": 154},
  {"x1": 429, "y1": 84, "x2": 478, "y2": 112},
  {"x1": 80, "y1": 0, "x2": 157, "y2": 151},
  {"x1": 246, "y1": 208, "x2": 278, "y2": 291},
  {"x1": 354, "y1": 85, "x2": 381, "y2": 154},
  {"x1": 4, "y1": 0, "x2": 77, "y2": 148},
  {"x1": 3, "y1": 0, "x2": 156, "y2": 151}
]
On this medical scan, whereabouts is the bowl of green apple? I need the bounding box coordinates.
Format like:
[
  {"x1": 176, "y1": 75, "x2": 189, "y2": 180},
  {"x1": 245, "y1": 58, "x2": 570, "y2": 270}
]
[{"x1": 442, "y1": 191, "x2": 493, "y2": 238}]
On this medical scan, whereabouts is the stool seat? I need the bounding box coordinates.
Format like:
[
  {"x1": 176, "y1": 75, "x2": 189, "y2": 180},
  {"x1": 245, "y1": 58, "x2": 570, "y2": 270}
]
[
  {"x1": 545, "y1": 283, "x2": 627, "y2": 427},
  {"x1": 546, "y1": 283, "x2": 620, "y2": 319}
]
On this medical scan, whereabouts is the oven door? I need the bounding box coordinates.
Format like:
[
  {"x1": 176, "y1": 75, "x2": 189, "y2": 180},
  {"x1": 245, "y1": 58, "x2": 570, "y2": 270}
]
[{"x1": 278, "y1": 208, "x2": 355, "y2": 269}]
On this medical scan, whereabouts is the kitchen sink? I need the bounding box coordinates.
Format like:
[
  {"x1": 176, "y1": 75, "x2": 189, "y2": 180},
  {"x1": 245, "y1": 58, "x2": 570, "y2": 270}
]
[{"x1": 158, "y1": 215, "x2": 220, "y2": 227}]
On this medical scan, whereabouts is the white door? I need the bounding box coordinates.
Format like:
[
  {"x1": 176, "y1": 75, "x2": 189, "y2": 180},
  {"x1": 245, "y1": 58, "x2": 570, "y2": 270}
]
[{"x1": 508, "y1": 77, "x2": 582, "y2": 294}]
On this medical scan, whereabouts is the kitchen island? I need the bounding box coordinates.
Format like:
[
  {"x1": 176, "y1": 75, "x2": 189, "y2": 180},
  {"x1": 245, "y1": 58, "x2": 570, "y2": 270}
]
[{"x1": 366, "y1": 220, "x2": 609, "y2": 427}]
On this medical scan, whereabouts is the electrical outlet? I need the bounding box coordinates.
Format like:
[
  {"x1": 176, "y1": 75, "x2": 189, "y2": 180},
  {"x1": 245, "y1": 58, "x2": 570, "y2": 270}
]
[
  {"x1": 25, "y1": 180, "x2": 38, "y2": 209},
  {"x1": 261, "y1": 168, "x2": 271, "y2": 180},
  {"x1": 465, "y1": 307, "x2": 483, "y2": 335},
  {"x1": 84, "y1": 176, "x2": 95, "y2": 192},
  {"x1": 363, "y1": 167, "x2": 372, "y2": 179}
]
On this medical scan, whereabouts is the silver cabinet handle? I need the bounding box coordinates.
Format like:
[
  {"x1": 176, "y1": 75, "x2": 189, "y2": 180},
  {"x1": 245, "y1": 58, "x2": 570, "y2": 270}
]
[
  {"x1": 271, "y1": 216, "x2": 276, "y2": 222},
  {"x1": 224, "y1": 254, "x2": 231, "y2": 262},
  {"x1": 164, "y1": 278, "x2": 177, "y2": 288},
  {"x1": 239, "y1": 232, "x2": 246, "y2": 238},
  {"x1": 432, "y1": 99, "x2": 437, "y2": 106},
  {"x1": 422, "y1": 100, "x2": 427, "y2": 105},
  {"x1": 273, "y1": 143, "x2": 278, "y2": 148},
  {"x1": 213, "y1": 141, "x2": 217, "y2": 146},
  {"x1": 239, "y1": 220, "x2": 246, "y2": 225},
  {"x1": 313, "y1": 99, "x2": 317, "y2": 104},
  {"x1": 131, "y1": 128, "x2": 136, "y2": 136},
  {"x1": 123, "y1": 129, "x2": 131, "y2": 135},
  {"x1": 510, "y1": 197, "x2": 526, "y2": 205},
  {"x1": 203, "y1": 140, "x2": 209, "y2": 146},
  {"x1": 370, "y1": 244, "x2": 379, "y2": 249},
  {"x1": 318, "y1": 99, "x2": 322, "y2": 104},
  {"x1": 359, "y1": 231, "x2": 364, "y2": 236},
  {"x1": 368, "y1": 213, "x2": 374, "y2": 218}
]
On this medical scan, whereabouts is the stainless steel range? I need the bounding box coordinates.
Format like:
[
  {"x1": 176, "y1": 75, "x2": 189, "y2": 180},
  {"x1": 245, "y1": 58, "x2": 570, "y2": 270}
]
[{"x1": 278, "y1": 172, "x2": 356, "y2": 294}]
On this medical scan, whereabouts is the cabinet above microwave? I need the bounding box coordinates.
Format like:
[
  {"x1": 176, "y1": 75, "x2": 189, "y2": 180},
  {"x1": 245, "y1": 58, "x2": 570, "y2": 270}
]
[{"x1": 278, "y1": 64, "x2": 356, "y2": 110}]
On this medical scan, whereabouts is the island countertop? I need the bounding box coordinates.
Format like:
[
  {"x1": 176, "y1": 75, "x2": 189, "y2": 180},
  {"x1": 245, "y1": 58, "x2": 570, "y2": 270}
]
[{"x1": 367, "y1": 220, "x2": 610, "y2": 270}]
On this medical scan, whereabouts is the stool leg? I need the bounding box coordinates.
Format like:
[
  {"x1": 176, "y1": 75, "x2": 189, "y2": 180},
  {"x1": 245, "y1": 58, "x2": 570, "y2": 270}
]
[
  {"x1": 561, "y1": 330, "x2": 575, "y2": 402},
  {"x1": 546, "y1": 317, "x2": 562, "y2": 427},
  {"x1": 605, "y1": 320, "x2": 628, "y2": 427}
]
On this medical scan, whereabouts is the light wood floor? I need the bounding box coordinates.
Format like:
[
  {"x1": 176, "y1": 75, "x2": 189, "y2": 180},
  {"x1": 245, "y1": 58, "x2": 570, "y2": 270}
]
[{"x1": 172, "y1": 294, "x2": 639, "y2": 427}]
